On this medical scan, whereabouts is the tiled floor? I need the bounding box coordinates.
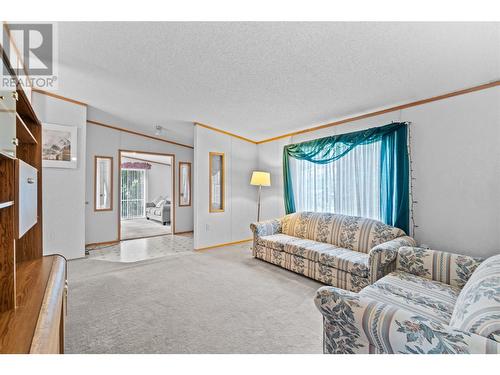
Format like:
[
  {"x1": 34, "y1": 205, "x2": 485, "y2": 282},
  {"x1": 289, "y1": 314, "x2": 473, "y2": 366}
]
[
  {"x1": 87, "y1": 233, "x2": 193, "y2": 263},
  {"x1": 121, "y1": 218, "x2": 171, "y2": 240}
]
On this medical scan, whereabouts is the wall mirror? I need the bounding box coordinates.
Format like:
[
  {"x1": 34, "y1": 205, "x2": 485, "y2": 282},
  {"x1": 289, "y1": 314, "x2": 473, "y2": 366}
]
[
  {"x1": 209, "y1": 152, "x2": 224, "y2": 212},
  {"x1": 94, "y1": 156, "x2": 113, "y2": 211},
  {"x1": 179, "y1": 162, "x2": 192, "y2": 207}
]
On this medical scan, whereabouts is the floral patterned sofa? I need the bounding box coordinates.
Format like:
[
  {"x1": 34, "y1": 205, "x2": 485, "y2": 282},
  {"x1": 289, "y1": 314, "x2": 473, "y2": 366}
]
[
  {"x1": 315, "y1": 247, "x2": 500, "y2": 354},
  {"x1": 250, "y1": 212, "x2": 415, "y2": 292}
]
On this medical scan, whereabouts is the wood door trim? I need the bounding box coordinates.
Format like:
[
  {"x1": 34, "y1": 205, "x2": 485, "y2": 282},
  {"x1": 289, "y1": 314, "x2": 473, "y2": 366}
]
[{"x1": 122, "y1": 155, "x2": 171, "y2": 166}]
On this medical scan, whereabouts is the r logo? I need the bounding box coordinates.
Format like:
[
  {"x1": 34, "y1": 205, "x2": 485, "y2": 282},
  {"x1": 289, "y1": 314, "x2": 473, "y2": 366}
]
[{"x1": 3, "y1": 23, "x2": 54, "y2": 76}]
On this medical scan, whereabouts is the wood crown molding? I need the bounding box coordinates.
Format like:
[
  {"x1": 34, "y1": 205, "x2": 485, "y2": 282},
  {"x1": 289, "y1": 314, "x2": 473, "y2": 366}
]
[
  {"x1": 195, "y1": 122, "x2": 257, "y2": 144},
  {"x1": 87, "y1": 120, "x2": 194, "y2": 149},
  {"x1": 197, "y1": 80, "x2": 500, "y2": 145},
  {"x1": 32, "y1": 89, "x2": 88, "y2": 107}
]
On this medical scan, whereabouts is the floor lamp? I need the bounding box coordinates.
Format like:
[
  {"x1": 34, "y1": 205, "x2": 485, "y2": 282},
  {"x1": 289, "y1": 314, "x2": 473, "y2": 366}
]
[{"x1": 250, "y1": 171, "x2": 271, "y2": 222}]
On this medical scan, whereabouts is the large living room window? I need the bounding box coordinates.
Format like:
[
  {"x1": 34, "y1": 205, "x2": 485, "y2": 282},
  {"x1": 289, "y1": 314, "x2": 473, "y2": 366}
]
[
  {"x1": 290, "y1": 141, "x2": 381, "y2": 220},
  {"x1": 283, "y1": 122, "x2": 410, "y2": 232}
]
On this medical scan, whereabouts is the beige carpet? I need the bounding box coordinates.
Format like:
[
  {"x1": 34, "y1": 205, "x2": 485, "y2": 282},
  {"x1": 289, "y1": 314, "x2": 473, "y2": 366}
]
[
  {"x1": 66, "y1": 242, "x2": 324, "y2": 353},
  {"x1": 121, "y1": 218, "x2": 171, "y2": 240}
]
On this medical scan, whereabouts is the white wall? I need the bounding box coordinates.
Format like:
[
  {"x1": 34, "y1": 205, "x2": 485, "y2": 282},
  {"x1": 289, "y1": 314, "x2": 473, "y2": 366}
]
[
  {"x1": 32, "y1": 92, "x2": 87, "y2": 260},
  {"x1": 85, "y1": 123, "x2": 194, "y2": 245},
  {"x1": 258, "y1": 87, "x2": 500, "y2": 258},
  {"x1": 193, "y1": 125, "x2": 258, "y2": 249},
  {"x1": 147, "y1": 163, "x2": 171, "y2": 203}
]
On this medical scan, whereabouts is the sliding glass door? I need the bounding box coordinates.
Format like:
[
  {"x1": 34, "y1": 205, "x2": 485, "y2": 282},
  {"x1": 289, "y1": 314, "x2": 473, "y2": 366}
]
[{"x1": 121, "y1": 169, "x2": 146, "y2": 220}]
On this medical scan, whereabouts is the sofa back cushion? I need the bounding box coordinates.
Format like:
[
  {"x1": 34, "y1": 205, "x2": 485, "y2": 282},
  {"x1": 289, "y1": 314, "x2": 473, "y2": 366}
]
[
  {"x1": 281, "y1": 211, "x2": 405, "y2": 253},
  {"x1": 450, "y1": 254, "x2": 500, "y2": 342},
  {"x1": 396, "y1": 247, "x2": 483, "y2": 288}
]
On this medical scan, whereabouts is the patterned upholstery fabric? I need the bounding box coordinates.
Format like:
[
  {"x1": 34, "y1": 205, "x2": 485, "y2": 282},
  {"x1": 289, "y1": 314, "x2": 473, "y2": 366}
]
[
  {"x1": 281, "y1": 212, "x2": 405, "y2": 253},
  {"x1": 250, "y1": 219, "x2": 282, "y2": 237},
  {"x1": 250, "y1": 212, "x2": 413, "y2": 292},
  {"x1": 257, "y1": 235, "x2": 369, "y2": 277},
  {"x1": 450, "y1": 254, "x2": 500, "y2": 342},
  {"x1": 254, "y1": 244, "x2": 370, "y2": 292},
  {"x1": 360, "y1": 271, "x2": 460, "y2": 324},
  {"x1": 396, "y1": 247, "x2": 483, "y2": 288},
  {"x1": 314, "y1": 248, "x2": 499, "y2": 354}
]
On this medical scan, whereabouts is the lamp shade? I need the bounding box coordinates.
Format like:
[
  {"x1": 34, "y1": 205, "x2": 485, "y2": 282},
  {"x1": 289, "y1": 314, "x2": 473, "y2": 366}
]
[{"x1": 250, "y1": 171, "x2": 271, "y2": 186}]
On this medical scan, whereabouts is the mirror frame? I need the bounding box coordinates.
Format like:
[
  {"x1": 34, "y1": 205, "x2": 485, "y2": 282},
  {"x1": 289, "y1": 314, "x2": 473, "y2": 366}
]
[
  {"x1": 94, "y1": 155, "x2": 114, "y2": 212},
  {"x1": 209, "y1": 152, "x2": 225, "y2": 213},
  {"x1": 179, "y1": 161, "x2": 192, "y2": 207}
]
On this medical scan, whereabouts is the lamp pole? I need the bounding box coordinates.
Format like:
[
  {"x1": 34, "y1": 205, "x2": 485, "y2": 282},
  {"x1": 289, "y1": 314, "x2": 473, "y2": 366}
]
[{"x1": 257, "y1": 184, "x2": 262, "y2": 222}]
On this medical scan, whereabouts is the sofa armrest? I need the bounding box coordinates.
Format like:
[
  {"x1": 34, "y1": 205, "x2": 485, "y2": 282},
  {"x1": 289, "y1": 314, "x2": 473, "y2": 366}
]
[
  {"x1": 314, "y1": 286, "x2": 499, "y2": 354},
  {"x1": 250, "y1": 218, "x2": 282, "y2": 237},
  {"x1": 368, "y1": 236, "x2": 416, "y2": 283},
  {"x1": 396, "y1": 247, "x2": 483, "y2": 288}
]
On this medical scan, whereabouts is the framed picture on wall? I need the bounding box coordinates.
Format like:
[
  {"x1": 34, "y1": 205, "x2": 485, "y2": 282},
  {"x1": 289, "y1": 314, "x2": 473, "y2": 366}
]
[{"x1": 42, "y1": 123, "x2": 78, "y2": 168}]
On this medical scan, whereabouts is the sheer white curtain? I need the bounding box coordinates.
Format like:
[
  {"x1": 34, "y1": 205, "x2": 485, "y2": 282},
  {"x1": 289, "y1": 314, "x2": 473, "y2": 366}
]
[{"x1": 290, "y1": 141, "x2": 382, "y2": 220}]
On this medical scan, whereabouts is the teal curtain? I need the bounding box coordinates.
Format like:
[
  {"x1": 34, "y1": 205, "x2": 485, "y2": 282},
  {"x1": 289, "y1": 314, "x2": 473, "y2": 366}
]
[{"x1": 283, "y1": 122, "x2": 409, "y2": 233}]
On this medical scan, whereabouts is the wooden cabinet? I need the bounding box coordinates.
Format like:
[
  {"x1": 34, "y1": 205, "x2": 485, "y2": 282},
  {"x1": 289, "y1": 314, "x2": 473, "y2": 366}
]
[
  {"x1": 0, "y1": 255, "x2": 67, "y2": 353},
  {"x1": 0, "y1": 32, "x2": 66, "y2": 354}
]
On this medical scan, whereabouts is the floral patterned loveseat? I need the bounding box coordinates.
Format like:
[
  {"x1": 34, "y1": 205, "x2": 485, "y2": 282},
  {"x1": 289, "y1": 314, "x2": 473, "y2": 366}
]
[
  {"x1": 250, "y1": 212, "x2": 415, "y2": 292},
  {"x1": 315, "y1": 247, "x2": 500, "y2": 354}
]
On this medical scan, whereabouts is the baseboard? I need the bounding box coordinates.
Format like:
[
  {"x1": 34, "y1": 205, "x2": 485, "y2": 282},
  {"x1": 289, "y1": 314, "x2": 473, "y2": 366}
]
[
  {"x1": 85, "y1": 240, "x2": 119, "y2": 249},
  {"x1": 195, "y1": 238, "x2": 252, "y2": 251},
  {"x1": 174, "y1": 230, "x2": 194, "y2": 235}
]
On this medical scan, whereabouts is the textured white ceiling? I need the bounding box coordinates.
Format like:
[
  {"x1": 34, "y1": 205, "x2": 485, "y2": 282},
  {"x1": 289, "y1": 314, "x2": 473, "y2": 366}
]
[{"x1": 55, "y1": 22, "x2": 499, "y2": 145}]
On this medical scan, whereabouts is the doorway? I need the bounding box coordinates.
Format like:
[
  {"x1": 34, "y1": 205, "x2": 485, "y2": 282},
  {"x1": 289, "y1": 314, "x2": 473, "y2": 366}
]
[{"x1": 118, "y1": 150, "x2": 175, "y2": 241}]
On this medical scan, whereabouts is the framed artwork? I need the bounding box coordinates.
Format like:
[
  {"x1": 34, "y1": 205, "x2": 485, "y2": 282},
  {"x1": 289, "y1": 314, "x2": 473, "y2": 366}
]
[
  {"x1": 42, "y1": 123, "x2": 78, "y2": 168},
  {"x1": 179, "y1": 161, "x2": 192, "y2": 207},
  {"x1": 209, "y1": 152, "x2": 224, "y2": 212},
  {"x1": 94, "y1": 156, "x2": 113, "y2": 211}
]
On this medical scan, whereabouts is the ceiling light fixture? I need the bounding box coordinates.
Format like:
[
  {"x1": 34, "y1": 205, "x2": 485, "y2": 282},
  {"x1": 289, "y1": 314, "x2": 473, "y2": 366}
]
[{"x1": 154, "y1": 125, "x2": 163, "y2": 136}]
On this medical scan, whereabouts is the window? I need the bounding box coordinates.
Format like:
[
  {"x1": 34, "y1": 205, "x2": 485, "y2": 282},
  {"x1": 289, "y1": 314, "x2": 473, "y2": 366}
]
[
  {"x1": 291, "y1": 141, "x2": 381, "y2": 220},
  {"x1": 283, "y1": 123, "x2": 410, "y2": 232},
  {"x1": 121, "y1": 169, "x2": 146, "y2": 219}
]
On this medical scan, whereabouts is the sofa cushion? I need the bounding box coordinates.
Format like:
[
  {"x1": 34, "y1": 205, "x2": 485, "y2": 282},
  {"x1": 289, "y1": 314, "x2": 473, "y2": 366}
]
[
  {"x1": 281, "y1": 212, "x2": 405, "y2": 254},
  {"x1": 360, "y1": 271, "x2": 461, "y2": 324},
  {"x1": 283, "y1": 239, "x2": 369, "y2": 277},
  {"x1": 450, "y1": 254, "x2": 500, "y2": 342},
  {"x1": 257, "y1": 234, "x2": 369, "y2": 277},
  {"x1": 256, "y1": 234, "x2": 298, "y2": 251}
]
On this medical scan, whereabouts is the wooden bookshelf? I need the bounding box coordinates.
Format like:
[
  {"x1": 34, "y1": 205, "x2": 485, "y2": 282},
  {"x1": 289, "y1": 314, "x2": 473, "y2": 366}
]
[{"x1": 0, "y1": 36, "x2": 67, "y2": 353}]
